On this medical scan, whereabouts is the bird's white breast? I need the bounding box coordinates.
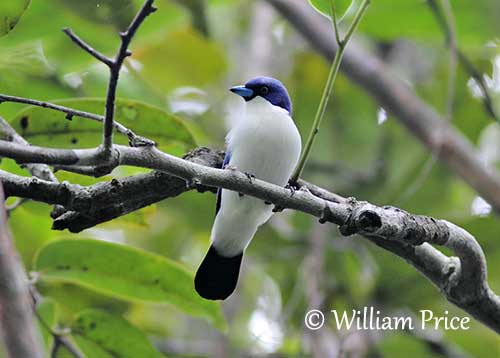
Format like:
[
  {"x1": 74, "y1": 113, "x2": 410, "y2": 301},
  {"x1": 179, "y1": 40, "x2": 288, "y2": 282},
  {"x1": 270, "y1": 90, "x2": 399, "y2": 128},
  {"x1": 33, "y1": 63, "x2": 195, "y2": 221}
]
[
  {"x1": 227, "y1": 97, "x2": 301, "y2": 185},
  {"x1": 211, "y1": 97, "x2": 301, "y2": 256}
]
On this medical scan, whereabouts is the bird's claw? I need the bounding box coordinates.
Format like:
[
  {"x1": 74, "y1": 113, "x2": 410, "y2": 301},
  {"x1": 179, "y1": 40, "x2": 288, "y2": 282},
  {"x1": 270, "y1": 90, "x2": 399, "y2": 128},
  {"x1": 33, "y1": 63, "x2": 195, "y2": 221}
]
[
  {"x1": 285, "y1": 183, "x2": 297, "y2": 196},
  {"x1": 186, "y1": 177, "x2": 202, "y2": 190},
  {"x1": 244, "y1": 172, "x2": 256, "y2": 183},
  {"x1": 272, "y1": 205, "x2": 284, "y2": 213},
  {"x1": 270, "y1": 182, "x2": 299, "y2": 212},
  {"x1": 286, "y1": 181, "x2": 300, "y2": 196}
]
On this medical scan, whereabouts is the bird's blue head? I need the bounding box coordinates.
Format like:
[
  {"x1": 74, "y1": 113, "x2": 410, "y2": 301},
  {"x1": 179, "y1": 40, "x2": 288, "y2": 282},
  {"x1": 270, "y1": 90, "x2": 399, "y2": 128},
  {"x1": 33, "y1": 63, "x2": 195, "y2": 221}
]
[{"x1": 230, "y1": 76, "x2": 292, "y2": 114}]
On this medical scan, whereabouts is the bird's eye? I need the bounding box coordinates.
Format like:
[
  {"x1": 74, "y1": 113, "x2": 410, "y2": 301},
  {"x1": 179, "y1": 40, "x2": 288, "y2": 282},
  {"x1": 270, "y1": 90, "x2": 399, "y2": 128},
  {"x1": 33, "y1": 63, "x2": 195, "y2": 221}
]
[{"x1": 260, "y1": 86, "x2": 269, "y2": 95}]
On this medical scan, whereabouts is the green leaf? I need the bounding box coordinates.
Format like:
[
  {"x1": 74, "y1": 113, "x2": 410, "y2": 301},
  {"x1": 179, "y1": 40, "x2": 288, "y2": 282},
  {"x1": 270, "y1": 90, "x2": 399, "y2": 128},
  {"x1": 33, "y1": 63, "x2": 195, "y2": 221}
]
[
  {"x1": 357, "y1": 0, "x2": 499, "y2": 49},
  {"x1": 309, "y1": 0, "x2": 500, "y2": 50},
  {"x1": 37, "y1": 281, "x2": 129, "y2": 322},
  {"x1": 34, "y1": 239, "x2": 227, "y2": 331},
  {"x1": 0, "y1": 0, "x2": 31, "y2": 37},
  {"x1": 135, "y1": 28, "x2": 227, "y2": 92},
  {"x1": 36, "y1": 297, "x2": 58, "y2": 355},
  {"x1": 9, "y1": 98, "x2": 197, "y2": 153},
  {"x1": 71, "y1": 309, "x2": 162, "y2": 358},
  {"x1": 56, "y1": 0, "x2": 136, "y2": 31},
  {"x1": 308, "y1": 0, "x2": 356, "y2": 22}
]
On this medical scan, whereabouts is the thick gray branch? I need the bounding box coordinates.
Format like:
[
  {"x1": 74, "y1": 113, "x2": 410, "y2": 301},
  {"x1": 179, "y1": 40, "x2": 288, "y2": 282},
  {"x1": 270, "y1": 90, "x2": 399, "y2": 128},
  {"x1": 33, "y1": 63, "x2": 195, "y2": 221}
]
[
  {"x1": 266, "y1": 0, "x2": 500, "y2": 213},
  {"x1": 338, "y1": 202, "x2": 499, "y2": 331},
  {"x1": 0, "y1": 184, "x2": 44, "y2": 358},
  {"x1": 0, "y1": 148, "x2": 222, "y2": 231}
]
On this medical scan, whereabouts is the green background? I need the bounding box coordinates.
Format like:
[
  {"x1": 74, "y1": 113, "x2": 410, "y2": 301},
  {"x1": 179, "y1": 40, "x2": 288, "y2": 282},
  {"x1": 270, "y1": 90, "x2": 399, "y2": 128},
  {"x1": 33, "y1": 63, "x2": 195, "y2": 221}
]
[{"x1": 0, "y1": 0, "x2": 499, "y2": 356}]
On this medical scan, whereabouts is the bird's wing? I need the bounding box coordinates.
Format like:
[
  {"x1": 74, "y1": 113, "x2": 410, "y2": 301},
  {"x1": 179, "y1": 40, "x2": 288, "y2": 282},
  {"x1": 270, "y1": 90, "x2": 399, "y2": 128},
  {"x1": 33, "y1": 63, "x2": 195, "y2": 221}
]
[{"x1": 215, "y1": 149, "x2": 232, "y2": 215}]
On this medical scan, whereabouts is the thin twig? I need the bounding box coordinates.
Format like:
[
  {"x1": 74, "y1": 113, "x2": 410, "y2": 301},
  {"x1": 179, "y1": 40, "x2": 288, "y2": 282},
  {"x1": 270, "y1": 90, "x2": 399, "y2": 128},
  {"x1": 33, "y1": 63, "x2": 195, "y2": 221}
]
[
  {"x1": 62, "y1": 0, "x2": 157, "y2": 152},
  {"x1": 61, "y1": 28, "x2": 114, "y2": 67},
  {"x1": 441, "y1": 0, "x2": 458, "y2": 122},
  {"x1": 458, "y1": 50, "x2": 499, "y2": 121},
  {"x1": 0, "y1": 93, "x2": 155, "y2": 147},
  {"x1": 290, "y1": 0, "x2": 370, "y2": 183},
  {"x1": 427, "y1": 0, "x2": 500, "y2": 123},
  {"x1": 329, "y1": 0, "x2": 342, "y2": 47},
  {"x1": 0, "y1": 116, "x2": 58, "y2": 182},
  {"x1": 5, "y1": 197, "x2": 28, "y2": 214},
  {"x1": 29, "y1": 286, "x2": 84, "y2": 358}
]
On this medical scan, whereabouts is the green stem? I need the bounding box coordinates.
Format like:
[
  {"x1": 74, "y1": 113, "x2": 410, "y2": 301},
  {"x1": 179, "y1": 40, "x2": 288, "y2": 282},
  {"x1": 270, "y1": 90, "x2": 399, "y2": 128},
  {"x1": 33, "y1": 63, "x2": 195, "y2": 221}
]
[
  {"x1": 290, "y1": 0, "x2": 370, "y2": 184},
  {"x1": 330, "y1": 0, "x2": 342, "y2": 46}
]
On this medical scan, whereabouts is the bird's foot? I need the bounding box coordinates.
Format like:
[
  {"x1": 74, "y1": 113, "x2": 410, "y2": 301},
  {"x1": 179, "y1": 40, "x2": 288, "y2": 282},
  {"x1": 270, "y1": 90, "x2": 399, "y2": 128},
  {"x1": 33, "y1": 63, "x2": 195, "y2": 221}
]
[
  {"x1": 272, "y1": 205, "x2": 284, "y2": 213},
  {"x1": 244, "y1": 172, "x2": 256, "y2": 184},
  {"x1": 186, "y1": 177, "x2": 202, "y2": 190},
  {"x1": 287, "y1": 179, "x2": 302, "y2": 193},
  {"x1": 285, "y1": 182, "x2": 299, "y2": 197}
]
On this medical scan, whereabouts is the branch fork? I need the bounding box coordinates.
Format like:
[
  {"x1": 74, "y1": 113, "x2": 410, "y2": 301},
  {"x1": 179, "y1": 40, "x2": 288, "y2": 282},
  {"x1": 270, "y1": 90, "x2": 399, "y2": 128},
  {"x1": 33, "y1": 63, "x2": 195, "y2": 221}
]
[{"x1": 62, "y1": 0, "x2": 157, "y2": 154}]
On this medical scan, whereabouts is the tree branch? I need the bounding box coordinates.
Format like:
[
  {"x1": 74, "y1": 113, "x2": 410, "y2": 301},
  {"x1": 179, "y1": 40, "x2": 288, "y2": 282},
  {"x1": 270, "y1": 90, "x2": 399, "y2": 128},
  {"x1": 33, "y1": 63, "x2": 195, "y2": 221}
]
[
  {"x1": 290, "y1": 0, "x2": 370, "y2": 183},
  {"x1": 0, "y1": 146, "x2": 339, "y2": 232},
  {"x1": 0, "y1": 142, "x2": 498, "y2": 332},
  {"x1": 0, "y1": 94, "x2": 155, "y2": 147},
  {"x1": 0, "y1": 116, "x2": 58, "y2": 183},
  {"x1": 1, "y1": 115, "x2": 64, "y2": 216},
  {"x1": 265, "y1": 0, "x2": 500, "y2": 213},
  {"x1": 0, "y1": 184, "x2": 44, "y2": 358},
  {"x1": 427, "y1": 0, "x2": 500, "y2": 123},
  {"x1": 29, "y1": 286, "x2": 84, "y2": 358},
  {"x1": 61, "y1": 28, "x2": 114, "y2": 67}
]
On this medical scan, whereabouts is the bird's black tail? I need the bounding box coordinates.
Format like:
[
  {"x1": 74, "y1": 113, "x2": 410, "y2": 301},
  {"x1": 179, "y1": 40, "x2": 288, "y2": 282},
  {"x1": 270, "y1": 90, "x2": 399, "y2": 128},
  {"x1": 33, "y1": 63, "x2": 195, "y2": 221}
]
[{"x1": 194, "y1": 245, "x2": 243, "y2": 300}]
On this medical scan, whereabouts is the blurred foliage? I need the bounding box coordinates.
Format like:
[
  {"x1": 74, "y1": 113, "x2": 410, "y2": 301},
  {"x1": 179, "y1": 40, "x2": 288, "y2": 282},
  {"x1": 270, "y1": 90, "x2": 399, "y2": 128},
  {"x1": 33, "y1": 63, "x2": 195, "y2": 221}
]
[
  {"x1": 0, "y1": 0, "x2": 31, "y2": 37},
  {"x1": 0, "y1": 0, "x2": 499, "y2": 357},
  {"x1": 35, "y1": 239, "x2": 226, "y2": 332},
  {"x1": 70, "y1": 309, "x2": 163, "y2": 358},
  {"x1": 309, "y1": 0, "x2": 360, "y2": 23}
]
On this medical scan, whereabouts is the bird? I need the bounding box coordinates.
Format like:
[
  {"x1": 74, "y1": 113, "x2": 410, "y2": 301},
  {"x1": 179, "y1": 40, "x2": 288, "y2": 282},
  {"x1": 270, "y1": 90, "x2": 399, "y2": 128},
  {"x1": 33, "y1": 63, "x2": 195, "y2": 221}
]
[{"x1": 194, "y1": 76, "x2": 302, "y2": 300}]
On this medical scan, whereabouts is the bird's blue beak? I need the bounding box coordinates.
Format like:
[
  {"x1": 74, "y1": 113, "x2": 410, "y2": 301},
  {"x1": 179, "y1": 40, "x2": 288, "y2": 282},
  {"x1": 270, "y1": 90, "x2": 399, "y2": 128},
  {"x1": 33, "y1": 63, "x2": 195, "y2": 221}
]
[{"x1": 230, "y1": 85, "x2": 254, "y2": 99}]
